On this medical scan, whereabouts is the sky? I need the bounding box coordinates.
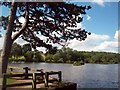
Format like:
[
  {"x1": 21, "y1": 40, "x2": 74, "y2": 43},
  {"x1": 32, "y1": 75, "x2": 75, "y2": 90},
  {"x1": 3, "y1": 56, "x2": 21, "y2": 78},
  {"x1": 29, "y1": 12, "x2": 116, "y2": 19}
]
[
  {"x1": 66, "y1": 1, "x2": 119, "y2": 53},
  {"x1": 0, "y1": 1, "x2": 119, "y2": 53}
]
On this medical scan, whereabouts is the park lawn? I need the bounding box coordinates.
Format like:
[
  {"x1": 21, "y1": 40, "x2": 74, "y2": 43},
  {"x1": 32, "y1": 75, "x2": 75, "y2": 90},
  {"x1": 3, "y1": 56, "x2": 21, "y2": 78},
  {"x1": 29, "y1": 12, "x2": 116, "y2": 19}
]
[
  {"x1": 6, "y1": 78, "x2": 17, "y2": 84},
  {"x1": 0, "y1": 78, "x2": 17, "y2": 86}
]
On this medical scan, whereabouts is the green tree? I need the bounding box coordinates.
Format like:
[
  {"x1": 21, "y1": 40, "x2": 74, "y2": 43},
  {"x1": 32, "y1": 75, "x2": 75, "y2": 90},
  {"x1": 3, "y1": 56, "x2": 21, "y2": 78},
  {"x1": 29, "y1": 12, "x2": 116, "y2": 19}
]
[
  {"x1": 91, "y1": 53, "x2": 102, "y2": 63},
  {"x1": 46, "y1": 47, "x2": 57, "y2": 54},
  {"x1": 10, "y1": 43, "x2": 22, "y2": 59},
  {"x1": 45, "y1": 54, "x2": 54, "y2": 62},
  {"x1": 115, "y1": 54, "x2": 119, "y2": 63},
  {"x1": 24, "y1": 51, "x2": 34, "y2": 62},
  {"x1": 33, "y1": 51, "x2": 45, "y2": 62},
  {"x1": 73, "y1": 50, "x2": 84, "y2": 61},
  {"x1": 65, "y1": 47, "x2": 73, "y2": 61},
  {"x1": 0, "y1": 2, "x2": 91, "y2": 89},
  {"x1": 53, "y1": 53, "x2": 61, "y2": 62},
  {"x1": 52, "y1": 48, "x2": 85, "y2": 63},
  {"x1": 22, "y1": 44, "x2": 32, "y2": 55},
  {"x1": 82, "y1": 52, "x2": 91, "y2": 63}
]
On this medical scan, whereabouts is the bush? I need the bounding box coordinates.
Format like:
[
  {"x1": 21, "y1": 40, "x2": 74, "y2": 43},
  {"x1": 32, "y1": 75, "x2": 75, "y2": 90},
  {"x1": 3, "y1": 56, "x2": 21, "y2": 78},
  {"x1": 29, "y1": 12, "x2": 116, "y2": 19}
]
[
  {"x1": 9, "y1": 56, "x2": 26, "y2": 62},
  {"x1": 24, "y1": 51, "x2": 34, "y2": 62},
  {"x1": 33, "y1": 52, "x2": 45, "y2": 62},
  {"x1": 45, "y1": 54, "x2": 53, "y2": 62},
  {"x1": 18, "y1": 56, "x2": 26, "y2": 61}
]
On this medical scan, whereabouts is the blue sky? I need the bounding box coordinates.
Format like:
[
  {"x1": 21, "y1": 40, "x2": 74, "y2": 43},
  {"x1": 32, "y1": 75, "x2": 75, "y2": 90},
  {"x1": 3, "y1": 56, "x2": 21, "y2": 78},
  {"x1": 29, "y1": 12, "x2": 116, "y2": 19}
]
[
  {"x1": 0, "y1": 1, "x2": 119, "y2": 53},
  {"x1": 75, "y1": 2, "x2": 118, "y2": 38},
  {"x1": 67, "y1": 1, "x2": 119, "y2": 53}
]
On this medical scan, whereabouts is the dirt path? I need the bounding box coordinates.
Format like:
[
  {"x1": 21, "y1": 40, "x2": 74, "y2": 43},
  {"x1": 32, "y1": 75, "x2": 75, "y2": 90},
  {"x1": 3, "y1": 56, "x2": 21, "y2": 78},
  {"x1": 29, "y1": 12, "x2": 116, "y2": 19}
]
[{"x1": 6, "y1": 79, "x2": 57, "y2": 90}]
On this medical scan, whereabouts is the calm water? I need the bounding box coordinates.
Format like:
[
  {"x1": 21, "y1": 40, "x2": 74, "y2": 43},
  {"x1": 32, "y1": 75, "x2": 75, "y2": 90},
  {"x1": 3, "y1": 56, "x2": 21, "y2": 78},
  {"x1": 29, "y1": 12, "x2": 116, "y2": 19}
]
[{"x1": 8, "y1": 63, "x2": 119, "y2": 88}]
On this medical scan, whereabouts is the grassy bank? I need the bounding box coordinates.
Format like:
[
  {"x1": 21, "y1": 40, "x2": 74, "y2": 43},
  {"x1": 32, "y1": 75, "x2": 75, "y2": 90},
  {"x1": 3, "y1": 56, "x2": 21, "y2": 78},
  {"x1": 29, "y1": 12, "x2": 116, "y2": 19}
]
[{"x1": 0, "y1": 78, "x2": 17, "y2": 84}]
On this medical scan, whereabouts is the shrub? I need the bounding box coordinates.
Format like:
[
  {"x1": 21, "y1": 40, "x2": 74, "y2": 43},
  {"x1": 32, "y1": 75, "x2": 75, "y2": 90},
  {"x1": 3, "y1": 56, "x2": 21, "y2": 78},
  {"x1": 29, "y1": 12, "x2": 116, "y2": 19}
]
[{"x1": 24, "y1": 51, "x2": 34, "y2": 62}]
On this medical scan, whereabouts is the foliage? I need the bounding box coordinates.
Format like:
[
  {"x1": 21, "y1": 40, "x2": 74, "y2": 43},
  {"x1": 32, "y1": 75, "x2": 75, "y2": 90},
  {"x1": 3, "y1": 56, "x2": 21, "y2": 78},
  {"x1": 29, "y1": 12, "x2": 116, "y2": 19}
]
[
  {"x1": 2, "y1": 2, "x2": 118, "y2": 65},
  {"x1": 9, "y1": 56, "x2": 25, "y2": 62},
  {"x1": 24, "y1": 51, "x2": 34, "y2": 62},
  {"x1": 33, "y1": 50, "x2": 45, "y2": 62},
  {"x1": 0, "y1": 2, "x2": 92, "y2": 76},
  {"x1": 10, "y1": 43, "x2": 22, "y2": 58},
  {"x1": 10, "y1": 43, "x2": 32, "y2": 60},
  {"x1": 52, "y1": 47, "x2": 85, "y2": 63},
  {"x1": 22, "y1": 44, "x2": 32, "y2": 55},
  {"x1": 82, "y1": 51, "x2": 120, "y2": 64},
  {"x1": 45, "y1": 54, "x2": 54, "y2": 63},
  {"x1": 1, "y1": 2, "x2": 91, "y2": 50},
  {"x1": 9, "y1": 43, "x2": 120, "y2": 64}
]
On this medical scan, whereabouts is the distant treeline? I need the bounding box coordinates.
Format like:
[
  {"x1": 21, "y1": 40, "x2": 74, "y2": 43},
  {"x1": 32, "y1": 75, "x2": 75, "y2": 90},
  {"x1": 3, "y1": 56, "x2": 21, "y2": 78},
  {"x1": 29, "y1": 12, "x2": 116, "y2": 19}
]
[
  {"x1": 0, "y1": 43, "x2": 119, "y2": 65},
  {"x1": 44, "y1": 47, "x2": 120, "y2": 64}
]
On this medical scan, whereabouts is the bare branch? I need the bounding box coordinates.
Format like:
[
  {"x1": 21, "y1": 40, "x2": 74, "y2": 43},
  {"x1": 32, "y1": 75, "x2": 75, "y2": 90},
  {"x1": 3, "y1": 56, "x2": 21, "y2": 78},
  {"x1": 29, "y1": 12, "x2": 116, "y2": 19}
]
[{"x1": 12, "y1": 2, "x2": 29, "y2": 41}]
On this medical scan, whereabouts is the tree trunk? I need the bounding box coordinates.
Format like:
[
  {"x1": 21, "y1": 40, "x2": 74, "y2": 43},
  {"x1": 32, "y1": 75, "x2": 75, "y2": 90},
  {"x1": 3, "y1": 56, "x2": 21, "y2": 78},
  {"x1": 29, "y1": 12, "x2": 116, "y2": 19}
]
[{"x1": 0, "y1": 2, "x2": 17, "y2": 90}]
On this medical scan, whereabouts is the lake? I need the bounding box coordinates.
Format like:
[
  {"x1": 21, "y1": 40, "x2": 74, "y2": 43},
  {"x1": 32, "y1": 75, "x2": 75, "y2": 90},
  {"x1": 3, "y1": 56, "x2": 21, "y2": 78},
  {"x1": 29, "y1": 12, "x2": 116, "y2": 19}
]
[{"x1": 8, "y1": 63, "x2": 119, "y2": 88}]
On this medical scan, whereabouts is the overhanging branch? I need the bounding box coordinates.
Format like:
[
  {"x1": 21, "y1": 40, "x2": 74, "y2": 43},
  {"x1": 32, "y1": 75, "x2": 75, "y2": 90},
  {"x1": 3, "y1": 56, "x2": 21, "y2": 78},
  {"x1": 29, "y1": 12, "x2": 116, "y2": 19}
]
[{"x1": 12, "y1": 2, "x2": 29, "y2": 41}]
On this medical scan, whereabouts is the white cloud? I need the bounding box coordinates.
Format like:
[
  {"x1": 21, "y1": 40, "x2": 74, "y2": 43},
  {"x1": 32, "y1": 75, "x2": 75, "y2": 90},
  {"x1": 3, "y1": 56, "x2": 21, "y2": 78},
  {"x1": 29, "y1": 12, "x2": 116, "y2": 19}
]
[
  {"x1": 86, "y1": 15, "x2": 91, "y2": 21},
  {"x1": 67, "y1": 32, "x2": 118, "y2": 53},
  {"x1": 94, "y1": 41, "x2": 118, "y2": 52},
  {"x1": 69, "y1": 0, "x2": 105, "y2": 6},
  {"x1": 68, "y1": 33, "x2": 109, "y2": 51},
  {"x1": 15, "y1": 37, "x2": 28, "y2": 45},
  {"x1": 18, "y1": 17, "x2": 25, "y2": 24},
  {"x1": 0, "y1": 20, "x2": 119, "y2": 53},
  {"x1": 67, "y1": 22, "x2": 83, "y2": 30},
  {"x1": 0, "y1": 30, "x2": 5, "y2": 50},
  {"x1": 86, "y1": 33, "x2": 110, "y2": 41},
  {"x1": 90, "y1": 0, "x2": 105, "y2": 6},
  {"x1": 77, "y1": 23, "x2": 83, "y2": 29},
  {"x1": 114, "y1": 30, "x2": 120, "y2": 41},
  {"x1": 36, "y1": 47, "x2": 46, "y2": 53},
  {"x1": 0, "y1": 36, "x2": 4, "y2": 50},
  {"x1": 0, "y1": 31, "x2": 119, "y2": 53}
]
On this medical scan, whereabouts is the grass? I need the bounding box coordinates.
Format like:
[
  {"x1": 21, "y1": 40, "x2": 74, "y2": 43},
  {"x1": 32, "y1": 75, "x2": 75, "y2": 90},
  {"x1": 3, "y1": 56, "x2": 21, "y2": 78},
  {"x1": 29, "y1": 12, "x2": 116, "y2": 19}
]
[
  {"x1": 0, "y1": 78, "x2": 2, "y2": 85},
  {"x1": 6, "y1": 78, "x2": 17, "y2": 84},
  {"x1": 0, "y1": 77, "x2": 17, "y2": 85}
]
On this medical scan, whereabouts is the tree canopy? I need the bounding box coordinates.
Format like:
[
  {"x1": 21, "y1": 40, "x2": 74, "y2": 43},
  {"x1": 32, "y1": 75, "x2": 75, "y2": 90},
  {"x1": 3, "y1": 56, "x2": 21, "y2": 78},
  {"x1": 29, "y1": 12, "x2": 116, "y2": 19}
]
[
  {"x1": 1, "y1": 2, "x2": 91, "y2": 50},
  {"x1": 0, "y1": 2, "x2": 92, "y2": 76},
  {"x1": 8, "y1": 43, "x2": 120, "y2": 64}
]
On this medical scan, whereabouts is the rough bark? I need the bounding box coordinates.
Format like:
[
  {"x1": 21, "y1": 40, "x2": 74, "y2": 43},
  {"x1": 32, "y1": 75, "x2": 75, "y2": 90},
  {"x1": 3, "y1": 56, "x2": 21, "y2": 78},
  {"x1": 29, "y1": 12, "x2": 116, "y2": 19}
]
[
  {"x1": 0, "y1": 2, "x2": 30, "y2": 89},
  {"x1": 0, "y1": 2, "x2": 29, "y2": 75},
  {"x1": 0, "y1": 2, "x2": 17, "y2": 74},
  {"x1": 0, "y1": 2, "x2": 17, "y2": 90}
]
